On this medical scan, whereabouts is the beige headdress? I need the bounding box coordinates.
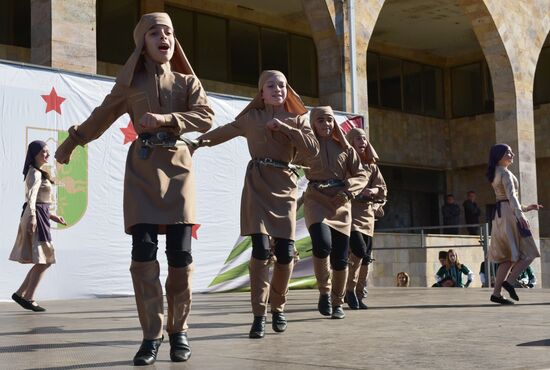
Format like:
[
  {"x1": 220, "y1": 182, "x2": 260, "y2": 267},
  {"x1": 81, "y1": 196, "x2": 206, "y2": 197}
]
[
  {"x1": 310, "y1": 106, "x2": 350, "y2": 149},
  {"x1": 346, "y1": 127, "x2": 379, "y2": 163},
  {"x1": 116, "y1": 12, "x2": 194, "y2": 86},
  {"x1": 235, "y1": 70, "x2": 307, "y2": 119}
]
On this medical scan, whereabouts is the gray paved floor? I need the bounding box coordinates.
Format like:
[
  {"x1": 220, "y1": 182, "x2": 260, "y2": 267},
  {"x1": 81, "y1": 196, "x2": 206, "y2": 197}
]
[{"x1": 1, "y1": 287, "x2": 549, "y2": 370}]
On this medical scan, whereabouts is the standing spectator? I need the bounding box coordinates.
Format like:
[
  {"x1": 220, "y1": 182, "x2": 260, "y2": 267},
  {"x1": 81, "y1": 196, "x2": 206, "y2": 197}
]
[
  {"x1": 463, "y1": 190, "x2": 481, "y2": 235},
  {"x1": 442, "y1": 194, "x2": 460, "y2": 234}
]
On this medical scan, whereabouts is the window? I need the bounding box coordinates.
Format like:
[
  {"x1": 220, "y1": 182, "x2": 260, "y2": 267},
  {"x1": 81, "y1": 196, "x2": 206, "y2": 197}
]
[
  {"x1": 379, "y1": 56, "x2": 402, "y2": 110},
  {"x1": 367, "y1": 52, "x2": 379, "y2": 105},
  {"x1": 169, "y1": 7, "x2": 194, "y2": 66},
  {"x1": 450, "y1": 62, "x2": 497, "y2": 117},
  {"x1": 196, "y1": 14, "x2": 227, "y2": 81},
  {"x1": 403, "y1": 61, "x2": 422, "y2": 114},
  {"x1": 289, "y1": 35, "x2": 318, "y2": 97},
  {"x1": 229, "y1": 20, "x2": 259, "y2": 85},
  {"x1": 166, "y1": 6, "x2": 318, "y2": 97},
  {"x1": 0, "y1": 0, "x2": 30, "y2": 48},
  {"x1": 96, "y1": 0, "x2": 139, "y2": 65},
  {"x1": 261, "y1": 28, "x2": 288, "y2": 76},
  {"x1": 423, "y1": 66, "x2": 444, "y2": 117}
]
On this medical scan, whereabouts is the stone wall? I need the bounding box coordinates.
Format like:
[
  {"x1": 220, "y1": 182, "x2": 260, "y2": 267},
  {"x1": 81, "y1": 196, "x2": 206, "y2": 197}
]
[
  {"x1": 541, "y1": 238, "x2": 550, "y2": 288},
  {"x1": 370, "y1": 233, "x2": 485, "y2": 288}
]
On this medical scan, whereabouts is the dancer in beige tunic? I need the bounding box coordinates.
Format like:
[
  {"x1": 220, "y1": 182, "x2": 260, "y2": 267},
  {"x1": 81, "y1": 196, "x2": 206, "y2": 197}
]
[
  {"x1": 198, "y1": 70, "x2": 319, "y2": 338},
  {"x1": 486, "y1": 144, "x2": 542, "y2": 305},
  {"x1": 55, "y1": 13, "x2": 214, "y2": 365},
  {"x1": 10, "y1": 141, "x2": 67, "y2": 312},
  {"x1": 303, "y1": 106, "x2": 367, "y2": 319},
  {"x1": 344, "y1": 128, "x2": 387, "y2": 310}
]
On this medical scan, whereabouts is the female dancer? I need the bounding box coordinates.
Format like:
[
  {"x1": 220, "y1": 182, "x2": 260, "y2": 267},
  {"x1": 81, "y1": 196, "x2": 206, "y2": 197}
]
[
  {"x1": 10, "y1": 140, "x2": 66, "y2": 312},
  {"x1": 344, "y1": 127, "x2": 386, "y2": 309},
  {"x1": 55, "y1": 13, "x2": 214, "y2": 365},
  {"x1": 303, "y1": 106, "x2": 366, "y2": 319},
  {"x1": 198, "y1": 70, "x2": 318, "y2": 338},
  {"x1": 486, "y1": 144, "x2": 542, "y2": 304}
]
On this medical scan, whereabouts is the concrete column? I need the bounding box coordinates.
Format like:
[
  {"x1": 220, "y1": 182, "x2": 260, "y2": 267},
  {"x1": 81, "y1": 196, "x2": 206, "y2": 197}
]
[
  {"x1": 31, "y1": 0, "x2": 96, "y2": 74},
  {"x1": 141, "y1": 0, "x2": 164, "y2": 14},
  {"x1": 301, "y1": 0, "x2": 344, "y2": 111},
  {"x1": 459, "y1": 0, "x2": 550, "y2": 244}
]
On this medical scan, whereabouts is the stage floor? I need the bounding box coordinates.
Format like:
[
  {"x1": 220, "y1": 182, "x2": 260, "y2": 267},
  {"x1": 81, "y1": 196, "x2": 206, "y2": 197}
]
[{"x1": 1, "y1": 287, "x2": 549, "y2": 369}]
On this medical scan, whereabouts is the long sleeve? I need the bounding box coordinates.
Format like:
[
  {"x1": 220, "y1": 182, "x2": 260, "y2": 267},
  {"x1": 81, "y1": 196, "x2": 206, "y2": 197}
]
[
  {"x1": 163, "y1": 76, "x2": 214, "y2": 134},
  {"x1": 69, "y1": 83, "x2": 129, "y2": 145},
  {"x1": 198, "y1": 118, "x2": 244, "y2": 147},
  {"x1": 501, "y1": 169, "x2": 525, "y2": 219},
  {"x1": 280, "y1": 115, "x2": 319, "y2": 162},
  {"x1": 344, "y1": 148, "x2": 368, "y2": 197},
  {"x1": 25, "y1": 169, "x2": 42, "y2": 217},
  {"x1": 370, "y1": 165, "x2": 388, "y2": 202}
]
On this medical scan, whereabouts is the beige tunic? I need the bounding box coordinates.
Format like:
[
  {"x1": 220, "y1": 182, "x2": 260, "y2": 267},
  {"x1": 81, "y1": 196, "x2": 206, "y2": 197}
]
[
  {"x1": 351, "y1": 163, "x2": 387, "y2": 237},
  {"x1": 303, "y1": 139, "x2": 367, "y2": 236},
  {"x1": 10, "y1": 167, "x2": 56, "y2": 264},
  {"x1": 488, "y1": 166, "x2": 540, "y2": 263},
  {"x1": 67, "y1": 58, "x2": 214, "y2": 233},
  {"x1": 199, "y1": 106, "x2": 319, "y2": 240}
]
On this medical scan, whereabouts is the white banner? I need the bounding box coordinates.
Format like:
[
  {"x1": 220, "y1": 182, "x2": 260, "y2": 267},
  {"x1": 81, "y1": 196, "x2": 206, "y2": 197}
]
[{"x1": 0, "y1": 61, "x2": 363, "y2": 300}]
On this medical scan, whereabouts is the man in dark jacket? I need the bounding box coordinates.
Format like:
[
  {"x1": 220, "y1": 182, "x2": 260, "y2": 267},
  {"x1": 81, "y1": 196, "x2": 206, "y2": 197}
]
[
  {"x1": 463, "y1": 190, "x2": 481, "y2": 235},
  {"x1": 442, "y1": 194, "x2": 460, "y2": 234}
]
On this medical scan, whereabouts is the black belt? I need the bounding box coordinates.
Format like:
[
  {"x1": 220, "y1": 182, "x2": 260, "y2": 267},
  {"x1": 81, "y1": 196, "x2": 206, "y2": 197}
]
[
  {"x1": 138, "y1": 132, "x2": 203, "y2": 159},
  {"x1": 250, "y1": 158, "x2": 304, "y2": 177},
  {"x1": 494, "y1": 199, "x2": 509, "y2": 219},
  {"x1": 309, "y1": 179, "x2": 345, "y2": 190}
]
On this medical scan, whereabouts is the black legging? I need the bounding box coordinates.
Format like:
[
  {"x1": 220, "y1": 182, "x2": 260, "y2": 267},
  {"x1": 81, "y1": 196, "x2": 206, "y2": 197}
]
[
  {"x1": 250, "y1": 234, "x2": 294, "y2": 265},
  {"x1": 308, "y1": 223, "x2": 349, "y2": 271},
  {"x1": 131, "y1": 223, "x2": 193, "y2": 267},
  {"x1": 350, "y1": 231, "x2": 373, "y2": 265}
]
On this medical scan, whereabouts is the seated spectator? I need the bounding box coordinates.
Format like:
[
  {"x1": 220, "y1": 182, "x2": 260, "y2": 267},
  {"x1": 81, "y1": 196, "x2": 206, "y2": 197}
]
[
  {"x1": 514, "y1": 265, "x2": 536, "y2": 288},
  {"x1": 434, "y1": 249, "x2": 473, "y2": 287},
  {"x1": 396, "y1": 272, "x2": 410, "y2": 287},
  {"x1": 431, "y1": 251, "x2": 448, "y2": 287}
]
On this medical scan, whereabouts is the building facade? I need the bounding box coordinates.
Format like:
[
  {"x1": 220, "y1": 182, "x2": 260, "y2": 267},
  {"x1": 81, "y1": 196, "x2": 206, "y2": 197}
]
[{"x1": 1, "y1": 0, "x2": 548, "y2": 242}]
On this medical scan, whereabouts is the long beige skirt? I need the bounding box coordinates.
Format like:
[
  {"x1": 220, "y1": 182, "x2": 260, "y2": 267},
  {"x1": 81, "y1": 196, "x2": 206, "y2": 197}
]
[
  {"x1": 9, "y1": 206, "x2": 56, "y2": 265},
  {"x1": 488, "y1": 201, "x2": 539, "y2": 263}
]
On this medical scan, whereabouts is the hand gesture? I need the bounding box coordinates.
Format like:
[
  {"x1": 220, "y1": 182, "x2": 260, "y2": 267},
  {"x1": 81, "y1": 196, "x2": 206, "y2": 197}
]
[
  {"x1": 525, "y1": 204, "x2": 543, "y2": 212},
  {"x1": 266, "y1": 118, "x2": 285, "y2": 132},
  {"x1": 55, "y1": 137, "x2": 78, "y2": 164},
  {"x1": 137, "y1": 113, "x2": 165, "y2": 132},
  {"x1": 51, "y1": 215, "x2": 67, "y2": 226}
]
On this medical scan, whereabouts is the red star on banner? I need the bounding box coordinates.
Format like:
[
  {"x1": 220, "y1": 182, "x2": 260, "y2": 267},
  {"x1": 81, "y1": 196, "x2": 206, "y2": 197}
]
[
  {"x1": 192, "y1": 224, "x2": 201, "y2": 240},
  {"x1": 41, "y1": 87, "x2": 66, "y2": 114},
  {"x1": 120, "y1": 121, "x2": 138, "y2": 144}
]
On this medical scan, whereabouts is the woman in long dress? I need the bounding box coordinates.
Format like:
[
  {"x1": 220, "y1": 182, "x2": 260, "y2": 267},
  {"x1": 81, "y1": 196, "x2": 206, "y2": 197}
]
[
  {"x1": 486, "y1": 144, "x2": 542, "y2": 304},
  {"x1": 10, "y1": 140, "x2": 66, "y2": 312}
]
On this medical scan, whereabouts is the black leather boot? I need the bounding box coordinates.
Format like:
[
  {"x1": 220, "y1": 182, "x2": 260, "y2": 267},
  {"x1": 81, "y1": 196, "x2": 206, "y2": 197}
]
[
  {"x1": 249, "y1": 316, "x2": 266, "y2": 338},
  {"x1": 331, "y1": 305, "x2": 345, "y2": 319},
  {"x1": 345, "y1": 290, "x2": 359, "y2": 310},
  {"x1": 357, "y1": 297, "x2": 368, "y2": 309},
  {"x1": 169, "y1": 332, "x2": 191, "y2": 362},
  {"x1": 318, "y1": 294, "x2": 332, "y2": 316},
  {"x1": 272, "y1": 312, "x2": 287, "y2": 333},
  {"x1": 133, "y1": 337, "x2": 163, "y2": 366}
]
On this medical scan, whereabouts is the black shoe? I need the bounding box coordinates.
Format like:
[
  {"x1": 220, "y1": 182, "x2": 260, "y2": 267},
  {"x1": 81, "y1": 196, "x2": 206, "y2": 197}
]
[
  {"x1": 490, "y1": 295, "x2": 514, "y2": 305},
  {"x1": 331, "y1": 305, "x2": 345, "y2": 319},
  {"x1": 169, "y1": 332, "x2": 191, "y2": 362},
  {"x1": 272, "y1": 312, "x2": 287, "y2": 333},
  {"x1": 345, "y1": 290, "x2": 359, "y2": 310},
  {"x1": 502, "y1": 281, "x2": 519, "y2": 301},
  {"x1": 357, "y1": 298, "x2": 368, "y2": 310},
  {"x1": 249, "y1": 316, "x2": 266, "y2": 339},
  {"x1": 29, "y1": 301, "x2": 46, "y2": 312},
  {"x1": 318, "y1": 294, "x2": 332, "y2": 316},
  {"x1": 12, "y1": 293, "x2": 34, "y2": 311},
  {"x1": 133, "y1": 337, "x2": 163, "y2": 366}
]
